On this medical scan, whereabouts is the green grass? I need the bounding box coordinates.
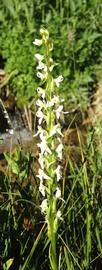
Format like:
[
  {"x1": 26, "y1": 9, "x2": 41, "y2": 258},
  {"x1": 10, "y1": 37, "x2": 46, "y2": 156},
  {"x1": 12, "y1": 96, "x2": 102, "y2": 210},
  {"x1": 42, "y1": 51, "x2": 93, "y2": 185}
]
[{"x1": 0, "y1": 129, "x2": 102, "y2": 269}]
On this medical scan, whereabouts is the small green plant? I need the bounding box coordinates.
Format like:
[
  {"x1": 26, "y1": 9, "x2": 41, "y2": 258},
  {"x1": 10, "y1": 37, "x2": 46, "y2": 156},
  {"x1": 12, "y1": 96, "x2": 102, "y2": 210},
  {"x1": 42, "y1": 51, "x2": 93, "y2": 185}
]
[
  {"x1": 4, "y1": 148, "x2": 32, "y2": 184},
  {"x1": 0, "y1": 0, "x2": 37, "y2": 108}
]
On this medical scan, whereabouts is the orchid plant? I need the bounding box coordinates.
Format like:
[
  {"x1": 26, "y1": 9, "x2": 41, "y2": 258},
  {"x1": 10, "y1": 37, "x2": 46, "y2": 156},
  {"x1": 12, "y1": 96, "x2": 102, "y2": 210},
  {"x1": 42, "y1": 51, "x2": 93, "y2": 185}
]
[{"x1": 33, "y1": 28, "x2": 64, "y2": 270}]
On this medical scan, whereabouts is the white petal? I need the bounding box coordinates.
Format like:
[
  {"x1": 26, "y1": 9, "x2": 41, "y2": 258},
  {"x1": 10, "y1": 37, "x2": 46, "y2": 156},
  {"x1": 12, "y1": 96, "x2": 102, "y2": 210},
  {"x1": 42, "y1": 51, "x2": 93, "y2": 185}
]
[
  {"x1": 56, "y1": 124, "x2": 63, "y2": 137},
  {"x1": 49, "y1": 124, "x2": 63, "y2": 137},
  {"x1": 37, "y1": 126, "x2": 47, "y2": 137},
  {"x1": 56, "y1": 210, "x2": 62, "y2": 220},
  {"x1": 56, "y1": 143, "x2": 63, "y2": 159},
  {"x1": 36, "y1": 99, "x2": 45, "y2": 108},
  {"x1": 37, "y1": 138, "x2": 51, "y2": 155},
  {"x1": 55, "y1": 75, "x2": 63, "y2": 87},
  {"x1": 35, "y1": 53, "x2": 44, "y2": 61},
  {"x1": 37, "y1": 87, "x2": 46, "y2": 99},
  {"x1": 47, "y1": 100, "x2": 55, "y2": 107},
  {"x1": 55, "y1": 105, "x2": 63, "y2": 119},
  {"x1": 37, "y1": 71, "x2": 47, "y2": 81},
  {"x1": 55, "y1": 165, "x2": 62, "y2": 182},
  {"x1": 47, "y1": 96, "x2": 59, "y2": 107},
  {"x1": 49, "y1": 124, "x2": 58, "y2": 137},
  {"x1": 52, "y1": 95, "x2": 60, "y2": 103},
  {"x1": 38, "y1": 168, "x2": 51, "y2": 181},
  {"x1": 40, "y1": 199, "x2": 48, "y2": 213},
  {"x1": 33, "y1": 39, "x2": 42, "y2": 46},
  {"x1": 34, "y1": 126, "x2": 47, "y2": 137},
  {"x1": 36, "y1": 109, "x2": 45, "y2": 124},
  {"x1": 55, "y1": 187, "x2": 61, "y2": 198},
  {"x1": 37, "y1": 62, "x2": 47, "y2": 72}
]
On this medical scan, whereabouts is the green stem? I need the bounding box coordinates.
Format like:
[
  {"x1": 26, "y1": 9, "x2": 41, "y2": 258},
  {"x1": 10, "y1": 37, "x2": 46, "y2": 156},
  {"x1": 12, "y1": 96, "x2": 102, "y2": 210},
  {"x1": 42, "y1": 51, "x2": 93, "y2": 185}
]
[
  {"x1": 50, "y1": 228, "x2": 58, "y2": 270},
  {"x1": 48, "y1": 197, "x2": 58, "y2": 270}
]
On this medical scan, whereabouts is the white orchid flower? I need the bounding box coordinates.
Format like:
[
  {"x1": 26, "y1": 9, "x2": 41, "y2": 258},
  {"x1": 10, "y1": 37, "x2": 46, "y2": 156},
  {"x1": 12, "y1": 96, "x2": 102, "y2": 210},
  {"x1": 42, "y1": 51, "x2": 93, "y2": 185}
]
[
  {"x1": 55, "y1": 75, "x2": 63, "y2": 87},
  {"x1": 37, "y1": 87, "x2": 46, "y2": 99},
  {"x1": 55, "y1": 187, "x2": 61, "y2": 198},
  {"x1": 37, "y1": 62, "x2": 47, "y2": 72},
  {"x1": 34, "y1": 126, "x2": 47, "y2": 138},
  {"x1": 36, "y1": 99, "x2": 45, "y2": 108},
  {"x1": 55, "y1": 165, "x2": 62, "y2": 182},
  {"x1": 56, "y1": 143, "x2": 63, "y2": 159},
  {"x1": 33, "y1": 39, "x2": 42, "y2": 46},
  {"x1": 40, "y1": 199, "x2": 48, "y2": 213},
  {"x1": 35, "y1": 53, "x2": 44, "y2": 62},
  {"x1": 47, "y1": 96, "x2": 59, "y2": 107},
  {"x1": 55, "y1": 105, "x2": 63, "y2": 119},
  {"x1": 49, "y1": 124, "x2": 63, "y2": 137},
  {"x1": 56, "y1": 210, "x2": 63, "y2": 220},
  {"x1": 36, "y1": 108, "x2": 45, "y2": 124},
  {"x1": 37, "y1": 135, "x2": 51, "y2": 155},
  {"x1": 37, "y1": 168, "x2": 51, "y2": 182},
  {"x1": 37, "y1": 71, "x2": 48, "y2": 81}
]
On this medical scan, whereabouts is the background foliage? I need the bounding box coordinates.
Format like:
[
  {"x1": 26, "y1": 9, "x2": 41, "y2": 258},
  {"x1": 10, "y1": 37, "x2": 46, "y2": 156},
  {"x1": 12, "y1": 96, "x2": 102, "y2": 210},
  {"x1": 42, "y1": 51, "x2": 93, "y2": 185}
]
[{"x1": 0, "y1": 0, "x2": 102, "y2": 110}]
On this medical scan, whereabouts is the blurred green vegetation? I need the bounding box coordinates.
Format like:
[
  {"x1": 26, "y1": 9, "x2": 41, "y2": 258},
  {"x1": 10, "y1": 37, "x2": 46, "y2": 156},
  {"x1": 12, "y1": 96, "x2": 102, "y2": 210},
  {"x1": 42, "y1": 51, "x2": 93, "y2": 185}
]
[{"x1": 0, "y1": 0, "x2": 102, "y2": 110}]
